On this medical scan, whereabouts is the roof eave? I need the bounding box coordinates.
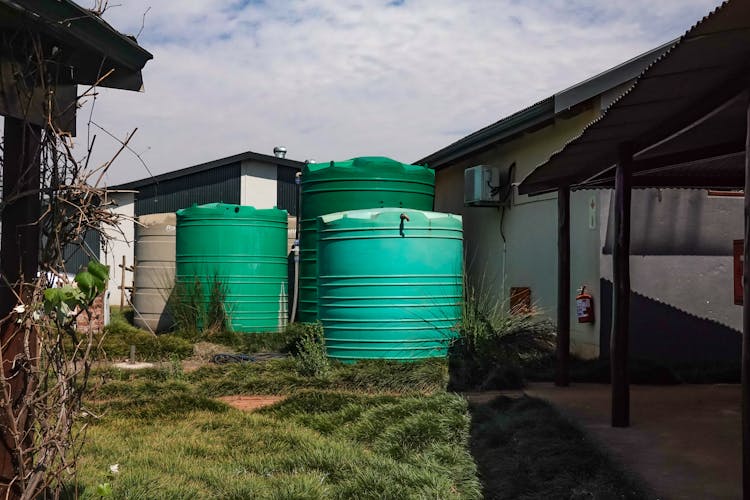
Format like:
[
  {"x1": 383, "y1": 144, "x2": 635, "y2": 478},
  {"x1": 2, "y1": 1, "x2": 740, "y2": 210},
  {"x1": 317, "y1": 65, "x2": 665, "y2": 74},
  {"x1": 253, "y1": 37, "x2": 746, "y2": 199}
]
[
  {"x1": 417, "y1": 41, "x2": 675, "y2": 172},
  {"x1": 110, "y1": 151, "x2": 304, "y2": 190},
  {"x1": 416, "y1": 98, "x2": 555, "y2": 170},
  {"x1": 2, "y1": 0, "x2": 153, "y2": 91}
]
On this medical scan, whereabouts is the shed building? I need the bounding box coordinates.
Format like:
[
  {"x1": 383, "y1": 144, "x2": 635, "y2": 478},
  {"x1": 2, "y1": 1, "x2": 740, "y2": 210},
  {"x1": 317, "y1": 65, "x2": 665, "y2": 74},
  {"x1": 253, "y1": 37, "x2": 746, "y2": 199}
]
[{"x1": 102, "y1": 150, "x2": 303, "y2": 303}]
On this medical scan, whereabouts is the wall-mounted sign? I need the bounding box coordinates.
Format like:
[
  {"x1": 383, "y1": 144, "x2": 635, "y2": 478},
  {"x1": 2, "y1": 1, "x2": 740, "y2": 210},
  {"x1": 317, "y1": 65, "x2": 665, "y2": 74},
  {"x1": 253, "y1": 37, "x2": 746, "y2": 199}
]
[
  {"x1": 734, "y1": 239, "x2": 743, "y2": 305},
  {"x1": 588, "y1": 196, "x2": 597, "y2": 230}
]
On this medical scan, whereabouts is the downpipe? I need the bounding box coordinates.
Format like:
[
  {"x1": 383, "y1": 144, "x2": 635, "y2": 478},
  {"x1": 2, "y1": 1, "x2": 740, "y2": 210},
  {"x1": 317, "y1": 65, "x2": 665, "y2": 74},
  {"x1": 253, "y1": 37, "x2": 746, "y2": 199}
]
[{"x1": 290, "y1": 171, "x2": 302, "y2": 322}]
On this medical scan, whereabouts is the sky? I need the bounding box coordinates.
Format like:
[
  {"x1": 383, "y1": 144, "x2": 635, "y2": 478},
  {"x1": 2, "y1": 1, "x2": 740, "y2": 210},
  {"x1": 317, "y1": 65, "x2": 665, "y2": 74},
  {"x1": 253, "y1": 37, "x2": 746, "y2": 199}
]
[{"x1": 74, "y1": 0, "x2": 727, "y2": 185}]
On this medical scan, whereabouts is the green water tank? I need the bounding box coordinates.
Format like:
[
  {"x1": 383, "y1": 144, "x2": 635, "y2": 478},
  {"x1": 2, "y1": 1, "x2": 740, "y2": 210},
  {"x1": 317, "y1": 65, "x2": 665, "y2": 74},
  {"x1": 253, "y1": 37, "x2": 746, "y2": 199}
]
[
  {"x1": 317, "y1": 208, "x2": 463, "y2": 361},
  {"x1": 175, "y1": 203, "x2": 288, "y2": 333},
  {"x1": 299, "y1": 157, "x2": 435, "y2": 322}
]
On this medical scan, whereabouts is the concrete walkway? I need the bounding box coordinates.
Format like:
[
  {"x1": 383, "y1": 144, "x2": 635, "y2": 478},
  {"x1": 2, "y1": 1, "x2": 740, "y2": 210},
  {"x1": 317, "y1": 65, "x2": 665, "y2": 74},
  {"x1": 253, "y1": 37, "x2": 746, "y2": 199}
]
[{"x1": 519, "y1": 383, "x2": 740, "y2": 500}]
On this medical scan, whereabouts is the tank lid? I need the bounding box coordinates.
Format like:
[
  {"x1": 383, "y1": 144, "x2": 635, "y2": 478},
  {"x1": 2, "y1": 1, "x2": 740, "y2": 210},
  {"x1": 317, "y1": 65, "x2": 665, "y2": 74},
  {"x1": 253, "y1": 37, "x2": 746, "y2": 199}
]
[
  {"x1": 138, "y1": 212, "x2": 177, "y2": 227},
  {"x1": 303, "y1": 156, "x2": 435, "y2": 183},
  {"x1": 176, "y1": 203, "x2": 287, "y2": 219},
  {"x1": 320, "y1": 207, "x2": 461, "y2": 226}
]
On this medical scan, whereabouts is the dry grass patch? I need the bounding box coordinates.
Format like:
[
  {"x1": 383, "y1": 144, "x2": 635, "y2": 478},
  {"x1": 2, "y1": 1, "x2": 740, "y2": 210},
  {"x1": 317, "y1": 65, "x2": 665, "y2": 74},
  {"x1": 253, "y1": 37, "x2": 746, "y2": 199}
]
[{"x1": 218, "y1": 395, "x2": 286, "y2": 412}]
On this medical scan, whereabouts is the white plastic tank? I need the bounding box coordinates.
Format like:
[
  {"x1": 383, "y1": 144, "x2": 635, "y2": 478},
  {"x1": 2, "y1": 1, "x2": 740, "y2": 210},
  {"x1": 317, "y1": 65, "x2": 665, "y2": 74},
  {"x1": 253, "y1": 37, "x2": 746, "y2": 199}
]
[{"x1": 132, "y1": 213, "x2": 176, "y2": 332}]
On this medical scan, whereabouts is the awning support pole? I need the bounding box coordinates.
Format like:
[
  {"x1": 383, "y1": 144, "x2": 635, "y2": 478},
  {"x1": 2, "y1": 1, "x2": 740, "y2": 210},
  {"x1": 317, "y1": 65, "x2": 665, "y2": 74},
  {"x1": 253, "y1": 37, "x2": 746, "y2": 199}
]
[
  {"x1": 742, "y1": 91, "x2": 750, "y2": 500},
  {"x1": 556, "y1": 185, "x2": 570, "y2": 387},
  {"x1": 0, "y1": 117, "x2": 42, "y2": 486},
  {"x1": 611, "y1": 143, "x2": 632, "y2": 428}
]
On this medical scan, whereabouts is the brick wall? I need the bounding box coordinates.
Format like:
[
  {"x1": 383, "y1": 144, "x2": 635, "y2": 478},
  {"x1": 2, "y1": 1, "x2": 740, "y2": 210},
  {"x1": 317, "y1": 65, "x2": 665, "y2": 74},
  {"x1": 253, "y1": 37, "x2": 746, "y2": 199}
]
[{"x1": 75, "y1": 294, "x2": 105, "y2": 334}]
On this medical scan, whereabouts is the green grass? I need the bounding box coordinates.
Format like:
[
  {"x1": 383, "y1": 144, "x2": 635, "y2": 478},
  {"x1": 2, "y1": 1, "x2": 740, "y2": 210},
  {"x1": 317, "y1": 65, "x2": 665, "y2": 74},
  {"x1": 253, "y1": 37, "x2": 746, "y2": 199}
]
[
  {"x1": 73, "y1": 351, "x2": 653, "y2": 499},
  {"x1": 97, "y1": 308, "x2": 193, "y2": 360},
  {"x1": 72, "y1": 385, "x2": 480, "y2": 499},
  {"x1": 469, "y1": 396, "x2": 651, "y2": 499},
  {"x1": 93, "y1": 357, "x2": 448, "y2": 401},
  {"x1": 104, "y1": 309, "x2": 320, "y2": 360},
  {"x1": 81, "y1": 310, "x2": 652, "y2": 498}
]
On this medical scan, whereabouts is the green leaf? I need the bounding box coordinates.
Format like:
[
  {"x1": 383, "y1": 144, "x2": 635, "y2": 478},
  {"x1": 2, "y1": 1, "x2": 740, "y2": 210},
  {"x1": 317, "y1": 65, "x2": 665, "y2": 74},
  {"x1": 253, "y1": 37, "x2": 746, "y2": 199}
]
[
  {"x1": 75, "y1": 271, "x2": 96, "y2": 298},
  {"x1": 43, "y1": 285, "x2": 84, "y2": 317},
  {"x1": 87, "y1": 261, "x2": 110, "y2": 283},
  {"x1": 95, "y1": 482, "x2": 113, "y2": 497}
]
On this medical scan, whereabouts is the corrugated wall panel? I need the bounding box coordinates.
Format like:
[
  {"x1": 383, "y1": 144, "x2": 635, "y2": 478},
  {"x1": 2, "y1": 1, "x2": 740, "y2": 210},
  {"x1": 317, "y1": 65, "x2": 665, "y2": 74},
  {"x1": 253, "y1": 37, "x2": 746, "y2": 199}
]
[
  {"x1": 135, "y1": 163, "x2": 241, "y2": 216},
  {"x1": 277, "y1": 165, "x2": 298, "y2": 215},
  {"x1": 63, "y1": 229, "x2": 101, "y2": 274}
]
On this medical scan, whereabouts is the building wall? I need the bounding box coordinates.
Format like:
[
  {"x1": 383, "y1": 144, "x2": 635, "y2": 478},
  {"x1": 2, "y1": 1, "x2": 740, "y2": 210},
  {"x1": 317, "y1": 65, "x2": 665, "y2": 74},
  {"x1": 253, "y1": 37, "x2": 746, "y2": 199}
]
[
  {"x1": 100, "y1": 191, "x2": 135, "y2": 303},
  {"x1": 436, "y1": 101, "x2": 744, "y2": 361},
  {"x1": 598, "y1": 189, "x2": 742, "y2": 362},
  {"x1": 134, "y1": 163, "x2": 241, "y2": 216},
  {"x1": 277, "y1": 165, "x2": 299, "y2": 216},
  {"x1": 435, "y1": 103, "x2": 603, "y2": 358},
  {"x1": 240, "y1": 160, "x2": 278, "y2": 208},
  {"x1": 107, "y1": 160, "x2": 299, "y2": 313},
  {"x1": 62, "y1": 228, "x2": 101, "y2": 275},
  {"x1": 240, "y1": 161, "x2": 298, "y2": 215}
]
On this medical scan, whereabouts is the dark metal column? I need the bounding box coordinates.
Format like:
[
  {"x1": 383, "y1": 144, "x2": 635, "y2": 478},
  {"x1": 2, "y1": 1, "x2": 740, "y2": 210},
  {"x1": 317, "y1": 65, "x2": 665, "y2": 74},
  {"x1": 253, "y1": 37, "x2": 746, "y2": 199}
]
[
  {"x1": 0, "y1": 117, "x2": 41, "y2": 313},
  {"x1": 556, "y1": 185, "x2": 570, "y2": 387},
  {"x1": 742, "y1": 93, "x2": 750, "y2": 500},
  {"x1": 0, "y1": 117, "x2": 41, "y2": 487},
  {"x1": 611, "y1": 143, "x2": 632, "y2": 428}
]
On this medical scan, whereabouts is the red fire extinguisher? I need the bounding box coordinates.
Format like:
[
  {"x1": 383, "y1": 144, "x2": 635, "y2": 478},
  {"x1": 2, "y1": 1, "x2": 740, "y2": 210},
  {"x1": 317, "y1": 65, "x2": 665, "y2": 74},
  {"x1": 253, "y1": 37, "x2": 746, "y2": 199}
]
[{"x1": 576, "y1": 285, "x2": 594, "y2": 323}]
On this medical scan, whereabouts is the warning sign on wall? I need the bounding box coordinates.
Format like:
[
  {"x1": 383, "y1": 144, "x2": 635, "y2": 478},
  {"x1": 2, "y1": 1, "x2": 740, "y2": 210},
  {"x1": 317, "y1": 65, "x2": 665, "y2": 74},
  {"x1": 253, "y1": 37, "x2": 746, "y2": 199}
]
[{"x1": 734, "y1": 239, "x2": 743, "y2": 306}]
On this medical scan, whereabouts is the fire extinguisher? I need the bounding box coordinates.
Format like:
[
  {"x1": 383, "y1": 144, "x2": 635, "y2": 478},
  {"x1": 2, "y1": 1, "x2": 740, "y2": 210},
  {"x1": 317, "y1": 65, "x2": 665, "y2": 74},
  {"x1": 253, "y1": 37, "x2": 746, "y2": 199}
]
[{"x1": 576, "y1": 285, "x2": 595, "y2": 323}]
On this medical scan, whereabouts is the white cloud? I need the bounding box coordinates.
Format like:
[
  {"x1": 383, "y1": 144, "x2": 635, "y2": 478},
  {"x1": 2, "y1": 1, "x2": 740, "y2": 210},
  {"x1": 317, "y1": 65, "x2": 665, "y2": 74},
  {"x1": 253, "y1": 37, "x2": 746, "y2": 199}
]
[{"x1": 72, "y1": 0, "x2": 726, "y2": 184}]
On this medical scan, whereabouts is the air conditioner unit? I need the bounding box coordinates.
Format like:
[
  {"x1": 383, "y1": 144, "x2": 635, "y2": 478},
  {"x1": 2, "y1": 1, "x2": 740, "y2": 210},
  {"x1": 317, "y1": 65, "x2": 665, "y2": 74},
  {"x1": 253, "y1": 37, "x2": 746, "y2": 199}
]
[{"x1": 464, "y1": 163, "x2": 514, "y2": 207}]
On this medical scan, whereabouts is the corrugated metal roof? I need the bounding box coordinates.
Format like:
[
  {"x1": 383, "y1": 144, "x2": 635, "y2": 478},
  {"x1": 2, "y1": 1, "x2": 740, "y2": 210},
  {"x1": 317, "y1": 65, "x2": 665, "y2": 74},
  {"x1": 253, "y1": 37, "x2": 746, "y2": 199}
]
[
  {"x1": 0, "y1": 0, "x2": 153, "y2": 90},
  {"x1": 416, "y1": 98, "x2": 555, "y2": 170},
  {"x1": 519, "y1": 0, "x2": 750, "y2": 195},
  {"x1": 110, "y1": 150, "x2": 303, "y2": 190},
  {"x1": 415, "y1": 42, "x2": 672, "y2": 170}
]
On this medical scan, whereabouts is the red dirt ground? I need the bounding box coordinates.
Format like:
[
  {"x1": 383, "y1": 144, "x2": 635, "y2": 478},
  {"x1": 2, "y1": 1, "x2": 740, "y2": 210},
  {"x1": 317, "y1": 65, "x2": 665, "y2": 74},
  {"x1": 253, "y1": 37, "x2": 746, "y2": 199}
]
[{"x1": 218, "y1": 395, "x2": 286, "y2": 412}]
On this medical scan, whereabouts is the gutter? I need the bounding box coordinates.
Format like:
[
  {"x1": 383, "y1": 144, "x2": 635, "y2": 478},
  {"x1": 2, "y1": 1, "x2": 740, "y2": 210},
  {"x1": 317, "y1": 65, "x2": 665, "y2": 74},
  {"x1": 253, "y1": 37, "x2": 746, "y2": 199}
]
[
  {"x1": 6, "y1": 0, "x2": 153, "y2": 70},
  {"x1": 416, "y1": 97, "x2": 555, "y2": 170}
]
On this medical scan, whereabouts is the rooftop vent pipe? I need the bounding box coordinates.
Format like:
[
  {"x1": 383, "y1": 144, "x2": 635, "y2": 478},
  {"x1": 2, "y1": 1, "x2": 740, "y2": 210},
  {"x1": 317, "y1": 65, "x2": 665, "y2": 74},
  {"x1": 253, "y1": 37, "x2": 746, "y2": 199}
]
[{"x1": 273, "y1": 146, "x2": 287, "y2": 158}]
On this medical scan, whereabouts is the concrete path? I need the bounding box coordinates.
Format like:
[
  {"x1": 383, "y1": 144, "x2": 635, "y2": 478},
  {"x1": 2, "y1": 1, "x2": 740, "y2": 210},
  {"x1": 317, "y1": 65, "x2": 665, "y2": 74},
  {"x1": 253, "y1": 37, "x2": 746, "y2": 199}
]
[{"x1": 519, "y1": 383, "x2": 740, "y2": 500}]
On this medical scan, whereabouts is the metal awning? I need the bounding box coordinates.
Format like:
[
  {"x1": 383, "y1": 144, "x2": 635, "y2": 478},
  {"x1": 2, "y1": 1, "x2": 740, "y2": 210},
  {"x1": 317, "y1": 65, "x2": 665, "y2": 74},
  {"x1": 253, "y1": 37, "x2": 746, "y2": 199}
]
[
  {"x1": 0, "y1": 0, "x2": 153, "y2": 91},
  {"x1": 519, "y1": 0, "x2": 750, "y2": 195}
]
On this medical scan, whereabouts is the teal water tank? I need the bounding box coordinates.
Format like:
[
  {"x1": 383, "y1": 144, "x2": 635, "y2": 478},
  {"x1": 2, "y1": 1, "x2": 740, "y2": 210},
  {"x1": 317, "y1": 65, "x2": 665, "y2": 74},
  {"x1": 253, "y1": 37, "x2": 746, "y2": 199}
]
[
  {"x1": 317, "y1": 208, "x2": 463, "y2": 361},
  {"x1": 299, "y1": 157, "x2": 435, "y2": 322},
  {"x1": 175, "y1": 203, "x2": 288, "y2": 333}
]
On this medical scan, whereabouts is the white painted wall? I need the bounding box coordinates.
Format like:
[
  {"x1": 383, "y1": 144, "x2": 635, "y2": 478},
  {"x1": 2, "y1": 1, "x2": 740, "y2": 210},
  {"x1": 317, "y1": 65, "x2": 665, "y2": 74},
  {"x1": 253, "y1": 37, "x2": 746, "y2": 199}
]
[
  {"x1": 435, "y1": 104, "x2": 603, "y2": 358},
  {"x1": 240, "y1": 160, "x2": 278, "y2": 208},
  {"x1": 100, "y1": 191, "x2": 135, "y2": 305}
]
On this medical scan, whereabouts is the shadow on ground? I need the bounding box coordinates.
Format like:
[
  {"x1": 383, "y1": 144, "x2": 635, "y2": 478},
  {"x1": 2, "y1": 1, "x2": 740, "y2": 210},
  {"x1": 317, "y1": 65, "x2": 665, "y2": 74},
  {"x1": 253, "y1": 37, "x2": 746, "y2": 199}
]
[{"x1": 465, "y1": 395, "x2": 653, "y2": 500}]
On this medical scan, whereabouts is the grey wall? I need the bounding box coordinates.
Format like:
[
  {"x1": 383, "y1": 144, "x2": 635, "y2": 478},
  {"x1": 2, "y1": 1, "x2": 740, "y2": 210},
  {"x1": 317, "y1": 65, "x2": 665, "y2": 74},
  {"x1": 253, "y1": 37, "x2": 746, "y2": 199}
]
[{"x1": 599, "y1": 189, "x2": 743, "y2": 362}]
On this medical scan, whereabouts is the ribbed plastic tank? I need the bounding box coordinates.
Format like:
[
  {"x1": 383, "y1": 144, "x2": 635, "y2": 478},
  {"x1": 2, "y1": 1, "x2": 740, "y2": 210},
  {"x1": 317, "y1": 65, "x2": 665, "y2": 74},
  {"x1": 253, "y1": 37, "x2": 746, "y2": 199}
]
[
  {"x1": 175, "y1": 203, "x2": 288, "y2": 333},
  {"x1": 317, "y1": 208, "x2": 463, "y2": 361},
  {"x1": 133, "y1": 213, "x2": 176, "y2": 332},
  {"x1": 299, "y1": 157, "x2": 435, "y2": 322}
]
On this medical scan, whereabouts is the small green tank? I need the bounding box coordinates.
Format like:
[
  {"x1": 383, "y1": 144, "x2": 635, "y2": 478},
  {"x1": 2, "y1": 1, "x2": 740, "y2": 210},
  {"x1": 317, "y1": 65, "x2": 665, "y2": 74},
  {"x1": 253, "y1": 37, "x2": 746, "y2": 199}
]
[{"x1": 175, "y1": 203, "x2": 288, "y2": 332}]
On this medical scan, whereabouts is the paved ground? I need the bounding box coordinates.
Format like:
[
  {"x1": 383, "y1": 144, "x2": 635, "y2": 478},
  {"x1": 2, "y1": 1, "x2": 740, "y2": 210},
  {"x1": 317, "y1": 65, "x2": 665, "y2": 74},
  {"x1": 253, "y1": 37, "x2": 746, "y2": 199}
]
[{"x1": 517, "y1": 383, "x2": 741, "y2": 500}]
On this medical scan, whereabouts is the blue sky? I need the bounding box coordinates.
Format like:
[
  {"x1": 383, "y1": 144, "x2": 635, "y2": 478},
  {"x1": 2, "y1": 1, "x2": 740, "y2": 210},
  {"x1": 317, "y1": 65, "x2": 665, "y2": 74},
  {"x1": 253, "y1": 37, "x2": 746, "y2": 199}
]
[{"x1": 82, "y1": 0, "x2": 725, "y2": 184}]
